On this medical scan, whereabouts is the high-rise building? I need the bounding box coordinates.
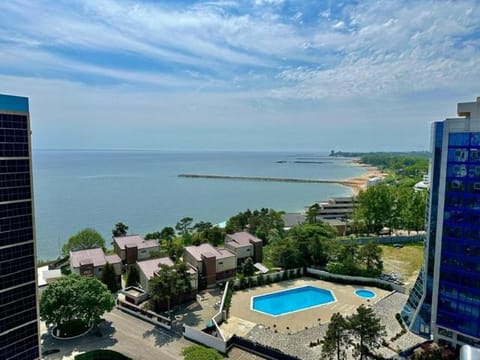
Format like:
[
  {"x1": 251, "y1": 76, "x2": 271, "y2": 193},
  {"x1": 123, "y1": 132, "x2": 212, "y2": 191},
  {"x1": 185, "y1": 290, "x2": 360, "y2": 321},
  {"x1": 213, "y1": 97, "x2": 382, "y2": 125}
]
[
  {"x1": 0, "y1": 94, "x2": 40, "y2": 359},
  {"x1": 403, "y1": 98, "x2": 480, "y2": 348}
]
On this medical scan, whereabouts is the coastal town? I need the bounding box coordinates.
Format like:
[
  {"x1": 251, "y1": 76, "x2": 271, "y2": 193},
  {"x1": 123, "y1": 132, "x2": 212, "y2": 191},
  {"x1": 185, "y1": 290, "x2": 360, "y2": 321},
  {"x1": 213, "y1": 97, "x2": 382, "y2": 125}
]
[
  {"x1": 32, "y1": 145, "x2": 440, "y2": 359},
  {"x1": 1, "y1": 1, "x2": 480, "y2": 359}
]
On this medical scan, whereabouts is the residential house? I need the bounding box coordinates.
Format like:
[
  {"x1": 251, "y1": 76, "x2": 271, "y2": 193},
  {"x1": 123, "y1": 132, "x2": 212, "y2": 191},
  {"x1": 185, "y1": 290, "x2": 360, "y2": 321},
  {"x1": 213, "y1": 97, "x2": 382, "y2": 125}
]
[
  {"x1": 183, "y1": 244, "x2": 236, "y2": 287},
  {"x1": 69, "y1": 248, "x2": 122, "y2": 283},
  {"x1": 113, "y1": 235, "x2": 159, "y2": 264},
  {"x1": 136, "y1": 257, "x2": 197, "y2": 293},
  {"x1": 224, "y1": 231, "x2": 263, "y2": 265}
]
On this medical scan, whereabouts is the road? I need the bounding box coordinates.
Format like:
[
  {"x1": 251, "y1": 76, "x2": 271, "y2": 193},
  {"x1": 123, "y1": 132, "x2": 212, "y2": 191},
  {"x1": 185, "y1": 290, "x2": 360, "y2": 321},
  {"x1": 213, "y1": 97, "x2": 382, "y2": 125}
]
[{"x1": 41, "y1": 308, "x2": 192, "y2": 359}]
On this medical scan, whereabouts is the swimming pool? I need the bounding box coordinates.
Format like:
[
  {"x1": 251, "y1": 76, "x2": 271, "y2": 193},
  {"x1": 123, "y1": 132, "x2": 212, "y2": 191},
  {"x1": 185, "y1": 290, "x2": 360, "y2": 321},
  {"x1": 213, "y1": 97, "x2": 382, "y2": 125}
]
[
  {"x1": 354, "y1": 289, "x2": 376, "y2": 299},
  {"x1": 251, "y1": 285, "x2": 336, "y2": 316}
]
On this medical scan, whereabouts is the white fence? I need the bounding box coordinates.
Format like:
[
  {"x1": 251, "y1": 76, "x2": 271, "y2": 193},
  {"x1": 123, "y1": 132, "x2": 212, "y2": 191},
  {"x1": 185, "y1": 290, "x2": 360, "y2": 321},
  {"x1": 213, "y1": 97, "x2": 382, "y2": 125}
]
[
  {"x1": 183, "y1": 325, "x2": 227, "y2": 353},
  {"x1": 306, "y1": 268, "x2": 406, "y2": 293}
]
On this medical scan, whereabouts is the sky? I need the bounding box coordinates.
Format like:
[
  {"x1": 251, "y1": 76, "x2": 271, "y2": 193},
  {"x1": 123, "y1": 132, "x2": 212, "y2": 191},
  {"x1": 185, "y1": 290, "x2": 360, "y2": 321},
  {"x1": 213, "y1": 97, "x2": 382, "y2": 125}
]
[{"x1": 0, "y1": 0, "x2": 479, "y2": 152}]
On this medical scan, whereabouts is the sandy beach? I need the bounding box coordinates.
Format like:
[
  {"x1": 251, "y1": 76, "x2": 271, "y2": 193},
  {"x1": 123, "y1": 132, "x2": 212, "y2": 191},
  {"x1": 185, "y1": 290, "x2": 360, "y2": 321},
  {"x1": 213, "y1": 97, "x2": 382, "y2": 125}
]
[{"x1": 339, "y1": 159, "x2": 385, "y2": 195}]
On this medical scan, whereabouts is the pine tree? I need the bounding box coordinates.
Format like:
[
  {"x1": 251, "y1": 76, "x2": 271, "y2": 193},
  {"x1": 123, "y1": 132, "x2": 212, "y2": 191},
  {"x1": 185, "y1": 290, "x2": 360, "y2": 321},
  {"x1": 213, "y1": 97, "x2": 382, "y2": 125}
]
[
  {"x1": 347, "y1": 304, "x2": 386, "y2": 360},
  {"x1": 101, "y1": 262, "x2": 119, "y2": 293},
  {"x1": 321, "y1": 312, "x2": 350, "y2": 360},
  {"x1": 125, "y1": 265, "x2": 140, "y2": 287}
]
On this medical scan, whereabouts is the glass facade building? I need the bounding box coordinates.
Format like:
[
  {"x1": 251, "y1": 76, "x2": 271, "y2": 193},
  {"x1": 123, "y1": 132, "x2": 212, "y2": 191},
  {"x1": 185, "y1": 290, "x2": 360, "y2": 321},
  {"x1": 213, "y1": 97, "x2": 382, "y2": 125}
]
[
  {"x1": 0, "y1": 94, "x2": 40, "y2": 359},
  {"x1": 403, "y1": 98, "x2": 480, "y2": 348}
]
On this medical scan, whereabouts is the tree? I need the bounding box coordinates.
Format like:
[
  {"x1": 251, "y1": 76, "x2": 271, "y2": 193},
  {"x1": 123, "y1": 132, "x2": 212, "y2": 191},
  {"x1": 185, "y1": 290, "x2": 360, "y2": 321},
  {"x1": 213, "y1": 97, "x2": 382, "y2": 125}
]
[
  {"x1": 242, "y1": 257, "x2": 256, "y2": 276},
  {"x1": 112, "y1": 222, "x2": 129, "y2": 237},
  {"x1": 358, "y1": 241, "x2": 383, "y2": 276},
  {"x1": 168, "y1": 242, "x2": 184, "y2": 262},
  {"x1": 287, "y1": 223, "x2": 336, "y2": 267},
  {"x1": 149, "y1": 262, "x2": 192, "y2": 314},
  {"x1": 306, "y1": 203, "x2": 320, "y2": 224},
  {"x1": 125, "y1": 265, "x2": 140, "y2": 287},
  {"x1": 40, "y1": 274, "x2": 115, "y2": 328},
  {"x1": 347, "y1": 304, "x2": 386, "y2": 360},
  {"x1": 321, "y1": 312, "x2": 350, "y2": 360},
  {"x1": 355, "y1": 185, "x2": 395, "y2": 235},
  {"x1": 101, "y1": 263, "x2": 119, "y2": 293},
  {"x1": 62, "y1": 228, "x2": 106, "y2": 256},
  {"x1": 268, "y1": 236, "x2": 302, "y2": 269},
  {"x1": 175, "y1": 217, "x2": 194, "y2": 237},
  {"x1": 183, "y1": 345, "x2": 222, "y2": 360},
  {"x1": 145, "y1": 231, "x2": 161, "y2": 240},
  {"x1": 160, "y1": 226, "x2": 176, "y2": 247}
]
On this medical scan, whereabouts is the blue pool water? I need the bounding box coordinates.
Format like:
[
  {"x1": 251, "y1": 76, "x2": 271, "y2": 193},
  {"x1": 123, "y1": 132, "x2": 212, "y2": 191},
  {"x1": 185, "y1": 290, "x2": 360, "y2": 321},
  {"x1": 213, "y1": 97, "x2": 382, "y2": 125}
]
[
  {"x1": 251, "y1": 286, "x2": 336, "y2": 316},
  {"x1": 355, "y1": 289, "x2": 376, "y2": 299}
]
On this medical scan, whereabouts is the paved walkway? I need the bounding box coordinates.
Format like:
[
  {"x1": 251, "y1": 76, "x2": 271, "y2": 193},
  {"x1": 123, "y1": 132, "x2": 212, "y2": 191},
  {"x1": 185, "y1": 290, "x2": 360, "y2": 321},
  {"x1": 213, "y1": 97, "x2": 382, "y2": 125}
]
[
  {"x1": 41, "y1": 308, "x2": 192, "y2": 360},
  {"x1": 244, "y1": 292, "x2": 425, "y2": 360}
]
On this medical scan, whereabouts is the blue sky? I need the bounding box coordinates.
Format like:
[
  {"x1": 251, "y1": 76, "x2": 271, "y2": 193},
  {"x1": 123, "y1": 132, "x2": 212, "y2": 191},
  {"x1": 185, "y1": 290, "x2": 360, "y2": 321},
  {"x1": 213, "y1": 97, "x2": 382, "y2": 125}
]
[{"x1": 1, "y1": 0, "x2": 479, "y2": 151}]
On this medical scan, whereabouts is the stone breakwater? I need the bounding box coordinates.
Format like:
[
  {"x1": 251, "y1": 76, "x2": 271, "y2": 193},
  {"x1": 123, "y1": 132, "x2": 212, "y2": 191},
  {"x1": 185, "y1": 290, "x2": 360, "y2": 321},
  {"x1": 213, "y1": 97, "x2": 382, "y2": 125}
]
[{"x1": 179, "y1": 174, "x2": 358, "y2": 187}]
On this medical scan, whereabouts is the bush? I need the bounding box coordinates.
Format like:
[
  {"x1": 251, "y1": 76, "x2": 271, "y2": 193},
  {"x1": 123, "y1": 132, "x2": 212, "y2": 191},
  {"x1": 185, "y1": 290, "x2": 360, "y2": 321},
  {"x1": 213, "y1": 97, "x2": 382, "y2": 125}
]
[
  {"x1": 75, "y1": 350, "x2": 132, "y2": 360},
  {"x1": 309, "y1": 272, "x2": 393, "y2": 291}
]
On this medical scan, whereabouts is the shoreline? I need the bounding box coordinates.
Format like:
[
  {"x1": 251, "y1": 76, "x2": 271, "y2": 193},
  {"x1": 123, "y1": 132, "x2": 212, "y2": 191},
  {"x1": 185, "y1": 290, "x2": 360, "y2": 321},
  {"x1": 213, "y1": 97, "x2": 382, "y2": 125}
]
[{"x1": 177, "y1": 161, "x2": 383, "y2": 197}]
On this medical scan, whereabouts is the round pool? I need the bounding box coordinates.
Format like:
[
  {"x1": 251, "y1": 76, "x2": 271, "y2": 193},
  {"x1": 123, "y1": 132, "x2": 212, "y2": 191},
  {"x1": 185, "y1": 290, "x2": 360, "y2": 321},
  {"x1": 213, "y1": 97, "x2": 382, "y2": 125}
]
[{"x1": 354, "y1": 289, "x2": 376, "y2": 299}]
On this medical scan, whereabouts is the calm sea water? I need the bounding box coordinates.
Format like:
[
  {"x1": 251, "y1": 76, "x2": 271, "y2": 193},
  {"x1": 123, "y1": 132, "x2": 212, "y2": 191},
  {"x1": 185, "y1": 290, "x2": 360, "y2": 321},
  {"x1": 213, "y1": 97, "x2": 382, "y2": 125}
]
[{"x1": 32, "y1": 150, "x2": 365, "y2": 259}]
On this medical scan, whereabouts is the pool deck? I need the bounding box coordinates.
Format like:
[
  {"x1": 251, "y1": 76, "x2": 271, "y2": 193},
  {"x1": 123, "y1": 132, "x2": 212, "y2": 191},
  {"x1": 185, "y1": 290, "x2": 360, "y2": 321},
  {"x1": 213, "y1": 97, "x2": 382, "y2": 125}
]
[{"x1": 227, "y1": 277, "x2": 391, "y2": 333}]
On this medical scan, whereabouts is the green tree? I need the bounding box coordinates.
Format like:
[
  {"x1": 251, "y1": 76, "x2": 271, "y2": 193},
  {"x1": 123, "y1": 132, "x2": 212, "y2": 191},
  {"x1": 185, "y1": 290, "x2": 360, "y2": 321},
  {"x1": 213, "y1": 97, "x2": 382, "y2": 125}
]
[
  {"x1": 40, "y1": 274, "x2": 115, "y2": 327},
  {"x1": 287, "y1": 223, "x2": 336, "y2": 267},
  {"x1": 337, "y1": 243, "x2": 359, "y2": 274},
  {"x1": 160, "y1": 226, "x2": 176, "y2": 247},
  {"x1": 125, "y1": 265, "x2": 140, "y2": 287},
  {"x1": 225, "y1": 208, "x2": 284, "y2": 245},
  {"x1": 269, "y1": 236, "x2": 302, "y2": 269},
  {"x1": 358, "y1": 241, "x2": 383, "y2": 276},
  {"x1": 306, "y1": 203, "x2": 320, "y2": 224},
  {"x1": 145, "y1": 231, "x2": 161, "y2": 240},
  {"x1": 62, "y1": 228, "x2": 106, "y2": 256},
  {"x1": 175, "y1": 217, "x2": 194, "y2": 237},
  {"x1": 149, "y1": 262, "x2": 192, "y2": 314},
  {"x1": 347, "y1": 304, "x2": 386, "y2": 360},
  {"x1": 101, "y1": 263, "x2": 119, "y2": 293},
  {"x1": 355, "y1": 185, "x2": 395, "y2": 235},
  {"x1": 112, "y1": 222, "x2": 129, "y2": 237},
  {"x1": 242, "y1": 257, "x2": 256, "y2": 276},
  {"x1": 321, "y1": 312, "x2": 350, "y2": 360},
  {"x1": 182, "y1": 345, "x2": 223, "y2": 360},
  {"x1": 168, "y1": 242, "x2": 184, "y2": 261}
]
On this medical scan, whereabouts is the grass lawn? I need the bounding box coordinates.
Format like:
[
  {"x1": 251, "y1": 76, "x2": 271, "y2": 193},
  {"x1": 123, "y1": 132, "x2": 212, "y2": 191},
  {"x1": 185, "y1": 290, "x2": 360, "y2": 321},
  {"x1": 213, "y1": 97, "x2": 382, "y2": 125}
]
[{"x1": 380, "y1": 242, "x2": 424, "y2": 288}]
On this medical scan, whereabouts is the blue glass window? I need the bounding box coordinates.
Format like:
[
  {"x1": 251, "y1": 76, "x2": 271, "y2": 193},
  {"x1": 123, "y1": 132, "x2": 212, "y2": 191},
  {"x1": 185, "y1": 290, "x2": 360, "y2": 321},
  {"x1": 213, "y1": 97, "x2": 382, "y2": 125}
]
[
  {"x1": 449, "y1": 133, "x2": 470, "y2": 146},
  {"x1": 448, "y1": 148, "x2": 469, "y2": 162},
  {"x1": 471, "y1": 133, "x2": 480, "y2": 146}
]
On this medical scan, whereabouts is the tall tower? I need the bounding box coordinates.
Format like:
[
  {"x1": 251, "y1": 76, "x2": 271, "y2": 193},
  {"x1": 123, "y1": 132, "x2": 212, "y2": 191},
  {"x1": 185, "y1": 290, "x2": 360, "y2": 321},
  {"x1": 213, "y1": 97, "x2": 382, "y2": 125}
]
[
  {"x1": 0, "y1": 94, "x2": 40, "y2": 359},
  {"x1": 403, "y1": 98, "x2": 480, "y2": 348}
]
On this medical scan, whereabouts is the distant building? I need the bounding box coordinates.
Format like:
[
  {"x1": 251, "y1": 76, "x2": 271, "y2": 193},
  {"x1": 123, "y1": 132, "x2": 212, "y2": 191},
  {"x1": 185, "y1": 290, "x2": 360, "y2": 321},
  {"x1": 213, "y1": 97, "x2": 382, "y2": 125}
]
[
  {"x1": 281, "y1": 213, "x2": 306, "y2": 230},
  {"x1": 183, "y1": 244, "x2": 236, "y2": 287},
  {"x1": 113, "y1": 235, "x2": 159, "y2": 264},
  {"x1": 367, "y1": 176, "x2": 383, "y2": 187},
  {"x1": 0, "y1": 94, "x2": 40, "y2": 359},
  {"x1": 402, "y1": 97, "x2": 480, "y2": 348},
  {"x1": 414, "y1": 175, "x2": 430, "y2": 191},
  {"x1": 309, "y1": 197, "x2": 358, "y2": 220},
  {"x1": 70, "y1": 248, "x2": 122, "y2": 283},
  {"x1": 224, "y1": 231, "x2": 263, "y2": 265},
  {"x1": 136, "y1": 257, "x2": 197, "y2": 293}
]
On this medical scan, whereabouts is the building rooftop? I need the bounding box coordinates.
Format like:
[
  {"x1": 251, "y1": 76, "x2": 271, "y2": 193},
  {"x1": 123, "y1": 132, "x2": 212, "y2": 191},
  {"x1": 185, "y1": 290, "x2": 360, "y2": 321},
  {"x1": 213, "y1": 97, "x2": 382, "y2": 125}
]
[
  {"x1": 137, "y1": 257, "x2": 174, "y2": 279},
  {"x1": 113, "y1": 235, "x2": 159, "y2": 250},
  {"x1": 70, "y1": 248, "x2": 106, "y2": 268},
  {"x1": 105, "y1": 254, "x2": 122, "y2": 264},
  {"x1": 0, "y1": 94, "x2": 29, "y2": 112},
  {"x1": 185, "y1": 243, "x2": 235, "y2": 261},
  {"x1": 282, "y1": 213, "x2": 306, "y2": 228},
  {"x1": 226, "y1": 231, "x2": 262, "y2": 248}
]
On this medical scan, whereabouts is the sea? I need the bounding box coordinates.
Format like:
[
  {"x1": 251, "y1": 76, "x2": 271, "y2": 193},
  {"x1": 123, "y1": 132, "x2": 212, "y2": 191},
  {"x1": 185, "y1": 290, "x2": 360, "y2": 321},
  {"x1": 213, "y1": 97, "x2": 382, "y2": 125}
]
[{"x1": 32, "y1": 150, "x2": 366, "y2": 260}]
